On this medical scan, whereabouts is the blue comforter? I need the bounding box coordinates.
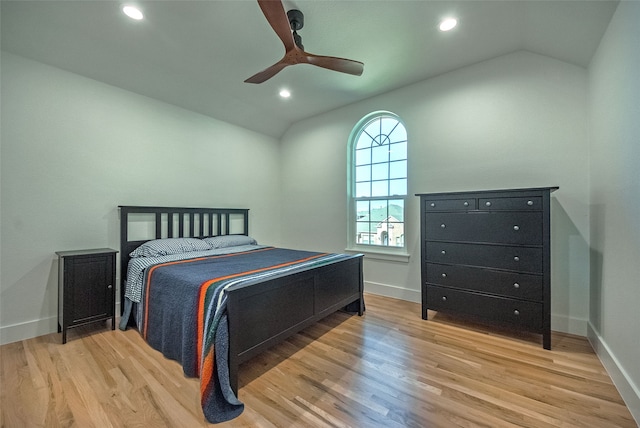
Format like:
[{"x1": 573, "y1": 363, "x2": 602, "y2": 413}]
[{"x1": 138, "y1": 246, "x2": 352, "y2": 423}]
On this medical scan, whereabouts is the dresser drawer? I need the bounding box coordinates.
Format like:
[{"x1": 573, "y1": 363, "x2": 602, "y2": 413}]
[
  {"x1": 425, "y1": 212, "x2": 542, "y2": 245},
  {"x1": 425, "y1": 263, "x2": 543, "y2": 301},
  {"x1": 425, "y1": 242, "x2": 542, "y2": 273},
  {"x1": 424, "y1": 198, "x2": 476, "y2": 211},
  {"x1": 426, "y1": 285, "x2": 543, "y2": 331},
  {"x1": 479, "y1": 196, "x2": 542, "y2": 211}
]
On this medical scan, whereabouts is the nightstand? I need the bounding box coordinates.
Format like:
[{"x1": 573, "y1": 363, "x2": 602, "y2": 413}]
[{"x1": 56, "y1": 248, "x2": 118, "y2": 344}]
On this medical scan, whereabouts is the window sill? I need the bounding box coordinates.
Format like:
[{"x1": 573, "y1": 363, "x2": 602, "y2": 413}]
[{"x1": 344, "y1": 247, "x2": 410, "y2": 263}]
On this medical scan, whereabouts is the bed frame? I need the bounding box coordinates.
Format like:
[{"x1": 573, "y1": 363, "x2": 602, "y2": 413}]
[{"x1": 119, "y1": 206, "x2": 364, "y2": 394}]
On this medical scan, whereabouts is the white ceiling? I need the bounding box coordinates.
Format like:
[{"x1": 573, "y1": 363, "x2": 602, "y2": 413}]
[{"x1": 1, "y1": 0, "x2": 618, "y2": 138}]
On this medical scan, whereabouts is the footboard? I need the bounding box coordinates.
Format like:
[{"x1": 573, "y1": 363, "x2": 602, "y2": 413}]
[{"x1": 225, "y1": 254, "x2": 364, "y2": 394}]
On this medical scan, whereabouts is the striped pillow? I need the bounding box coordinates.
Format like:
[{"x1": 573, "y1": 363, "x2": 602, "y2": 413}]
[
  {"x1": 203, "y1": 235, "x2": 257, "y2": 249},
  {"x1": 129, "y1": 238, "x2": 212, "y2": 258}
]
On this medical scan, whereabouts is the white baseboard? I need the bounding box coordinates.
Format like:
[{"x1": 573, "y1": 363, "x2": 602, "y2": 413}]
[
  {"x1": 0, "y1": 302, "x2": 121, "y2": 346},
  {"x1": 588, "y1": 322, "x2": 640, "y2": 425},
  {"x1": 364, "y1": 280, "x2": 421, "y2": 303},
  {"x1": 0, "y1": 315, "x2": 58, "y2": 345},
  {"x1": 551, "y1": 313, "x2": 588, "y2": 336}
]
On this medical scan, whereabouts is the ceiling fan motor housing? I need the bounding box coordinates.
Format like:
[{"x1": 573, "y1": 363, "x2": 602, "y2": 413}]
[
  {"x1": 287, "y1": 9, "x2": 305, "y2": 49},
  {"x1": 287, "y1": 9, "x2": 304, "y2": 31}
]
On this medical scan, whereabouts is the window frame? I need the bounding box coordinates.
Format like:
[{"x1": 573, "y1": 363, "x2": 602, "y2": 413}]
[{"x1": 346, "y1": 111, "x2": 409, "y2": 261}]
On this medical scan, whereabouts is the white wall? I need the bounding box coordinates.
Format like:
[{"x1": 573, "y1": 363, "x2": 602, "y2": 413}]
[
  {"x1": 0, "y1": 52, "x2": 282, "y2": 344},
  {"x1": 588, "y1": 1, "x2": 640, "y2": 421},
  {"x1": 280, "y1": 50, "x2": 591, "y2": 335}
]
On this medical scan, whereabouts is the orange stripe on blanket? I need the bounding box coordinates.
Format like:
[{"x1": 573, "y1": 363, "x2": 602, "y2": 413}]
[
  {"x1": 141, "y1": 247, "x2": 273, "y2": 339},
  {"x1": 200, "y1": 348, "x2": 215, "y2": 400},
  {"x1": 195, "y1": 252, "x2": 329, "y2": 376}
]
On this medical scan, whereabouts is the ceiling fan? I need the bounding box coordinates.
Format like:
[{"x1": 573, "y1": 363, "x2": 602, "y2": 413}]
[{"x1": 244, "y1": 0, "x2": 364, "y2": 84}]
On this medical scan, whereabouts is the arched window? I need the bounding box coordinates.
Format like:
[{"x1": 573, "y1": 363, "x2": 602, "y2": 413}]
[{"x1": 348, "y1": 112, "x2": 407, "y2": 250}]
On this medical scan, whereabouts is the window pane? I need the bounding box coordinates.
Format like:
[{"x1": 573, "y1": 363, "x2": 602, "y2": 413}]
[
  {"x1": 388, "y1": 123, "x2": 407, "y2": 144},
  {"x1": 355, "y1": 182, "x2": 370, "y2": 198},
  {"x1": 389, "y1": 160, "x2": 406, "y2": 179},
  {"x1": 356, "y1": 133, "x2": 372, "y2": 150},
  {"x1": 355, "y1": 148, "x2": 371, "y2": 166},
  {"x1": 380, "y1": 117, "x2": 399, "y2": 139},
  {"x1": 370, "y1": 200, "x2": 388, "y2": 220},
  {"x1": 371, "y1": 181, "x2": 389, "y2": 197},
  {"x1": 371, "y1": 144, "x2": 389, "y2": 163},
  {"x1": 389, "y1": 141, "x2": 407, "y2": 161},
  {"x1": 389, "y1": 199, "x2": 404, "y2": 221},
  {"x1": 363, "y1": 119, "x2": 380, "y2": 140},
  {"x1": 371, "y1": 163, "x2": 389, "y2": 181},
  {"x1": 389, "y1": 179, "x2": 407, "y2": 196},
  {"x1": 356, "y1": 200, "x2": 369, "y2": 220},
  {"x1": 356, "y1": 165, "x2": 371, "y2": 182},
  {"x1": 356, "y1": 222, "x2": 376, "y2": 234},
  {"x1": 377, "y1": 220, "x2": 404, "y2": 247}
]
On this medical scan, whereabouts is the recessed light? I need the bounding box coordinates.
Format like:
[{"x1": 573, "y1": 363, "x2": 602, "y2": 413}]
[
  {"x1": 123, "y1": 5, "x2": 144, "y2": 20},
  {"x1": 279, "y1": 89, "x2": 291, "y2": 99},
  {"x1": 439, "y1": 18, "x2": 457, "y2": 32}
]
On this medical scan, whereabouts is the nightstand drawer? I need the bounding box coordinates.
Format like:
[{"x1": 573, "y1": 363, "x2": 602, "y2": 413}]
[
  {"x1": 425, "y1": 212, "x2": 542, "y2": 245},
  {"x1": 426, "y1": 285, "x2": 543, "y2": 331},
  {"x1": 425, "y1": 242, "x2": 542, "y2": 273},
  {"x1": 425, "y1": 263, "x2": 543, "y2": 301}
]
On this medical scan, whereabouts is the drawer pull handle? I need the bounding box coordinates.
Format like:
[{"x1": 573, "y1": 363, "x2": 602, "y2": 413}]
[
  {"x1": 513, "y1": 225, "x2": 520, "y2": 231},
  {"x1": 440, "y1": 224, "x2": 446, "y2": 229},
  {"x1": 513, "y1": 282, "x2": 520, "y2": 289},
  {"x1": 107, "y1": 284, "x2": 113, "y2": 289},
  {"x1": 463, "y1": 201, "x2": 469, "y2": 206},
  {"x1": 442, "y1": 296, "x2": 447, "y2": 301},
  {"x1": 441, "y1": 273, "x2": 447, "y2": 278},
  {"x1": 441, "y1": 250, "x2": 446, "y2": 255},
  {"x1": 514, "y1": 310, "x2": 520, "y2": 316},
  {"x1": 527, "y1": 200, "x2": 534, "y2": 206},
  {"x1": 485, "y1": 201, "x2": 492, "y2": 207},
  {"x1": 430, "y1": 202, "x2": 436, "y2": 207},
  {"x1": 514, "y1": 256, "x2": 520, "y2": 262}
]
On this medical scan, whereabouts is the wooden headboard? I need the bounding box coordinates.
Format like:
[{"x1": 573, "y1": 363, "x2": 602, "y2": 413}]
[{"x1": 118, "y1": 206, "x2": 249, "y2": 313}]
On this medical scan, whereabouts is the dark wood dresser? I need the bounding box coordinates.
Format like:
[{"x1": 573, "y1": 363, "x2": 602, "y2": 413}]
[
  {"x1": 416, "y1": 187, "x2": 558, "y2": 349},
  {"x1": 56, "y1": 248, "x2": 118, "y2": 344}
]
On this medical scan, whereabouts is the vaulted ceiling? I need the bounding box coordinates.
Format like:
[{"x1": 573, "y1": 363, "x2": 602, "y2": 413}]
[{"x1": 1, "y1": 1, "x2": 618, "y2": 138}]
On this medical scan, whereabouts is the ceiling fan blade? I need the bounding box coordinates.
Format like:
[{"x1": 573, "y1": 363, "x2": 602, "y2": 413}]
[
  {"x1": 257, "y1": 0, "x2": 295, "y2": 52},
  {"x1": 246, "y1": 1, "x2": 365, "y2": 83},
  {"x1": 244, "y1": 60, "x2": 290, "y2": 84},
  {"x1": 304, "y1": 53, "x2": 364, "y2": 76}
]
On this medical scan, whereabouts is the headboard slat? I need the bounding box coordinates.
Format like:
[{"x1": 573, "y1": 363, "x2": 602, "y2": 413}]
[
  {"x1": 189, "y1": 213, "x2": 195, "y2": 237},
  {"x1": 155, "y1": 213, "x2": 162, "y2": 239},
  {"x1": 198, "y1": 214, "x2": 204, "y2": 237}
]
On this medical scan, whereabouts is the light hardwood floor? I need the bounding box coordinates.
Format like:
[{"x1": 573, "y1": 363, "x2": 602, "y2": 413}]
[{"x1": 1, "y1": 293, "x2": 636, "y2": 427}]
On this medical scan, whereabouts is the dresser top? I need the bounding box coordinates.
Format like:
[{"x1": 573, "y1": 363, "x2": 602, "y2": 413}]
[{"x1": 415, "y1": 186, "x2": 558, "y2": 198}]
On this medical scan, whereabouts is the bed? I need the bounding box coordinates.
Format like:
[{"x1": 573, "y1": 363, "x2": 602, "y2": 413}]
[{"x1": 118, "y1": 206, "x2": 364, "y2": 423}]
